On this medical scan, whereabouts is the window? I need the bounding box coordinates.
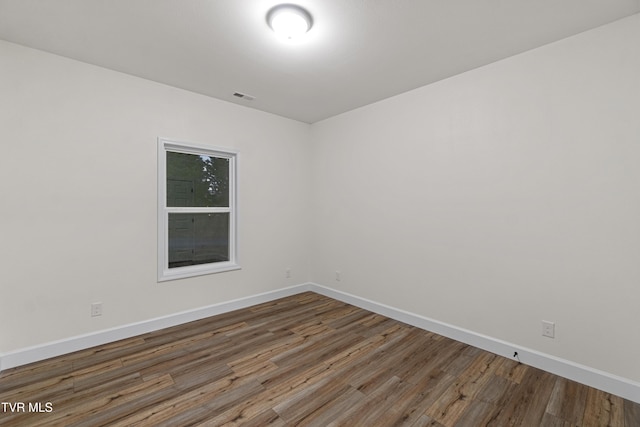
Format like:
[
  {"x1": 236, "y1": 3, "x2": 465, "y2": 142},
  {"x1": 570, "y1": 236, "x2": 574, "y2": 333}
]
[{"x1": 158, "y1": 138, "x2": 239, "y2": 281}]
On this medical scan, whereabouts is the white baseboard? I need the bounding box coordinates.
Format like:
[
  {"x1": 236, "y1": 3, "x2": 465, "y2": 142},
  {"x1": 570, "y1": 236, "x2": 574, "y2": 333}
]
[
  {"x1": 307, "y1": 283, "x2": 640, "y2": 404},
  {"x1": 0, "y1": 283, "x2": 311, "y2": 372},
  {"x1": 2, "y1": 281, "x2": 638, "y2": 404}
]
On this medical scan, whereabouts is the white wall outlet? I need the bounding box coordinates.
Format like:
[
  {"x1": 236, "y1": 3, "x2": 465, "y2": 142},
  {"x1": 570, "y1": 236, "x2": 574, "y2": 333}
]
[
  {"x1": 335, "y1": 271, "x2": 341, "y2": 281},
  {"x1": 542, "y1": 320, "x2": 555, "y2": 338},
  {"x1": 285, "y1": 268, "x2": 291, "y2": 279},
  {"x1": 91, "y1": 302, "x2": 103, "y2": 317}
]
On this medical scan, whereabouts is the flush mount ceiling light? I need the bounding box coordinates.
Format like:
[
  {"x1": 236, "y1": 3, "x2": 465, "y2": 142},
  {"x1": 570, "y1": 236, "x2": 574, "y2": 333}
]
[{"x1": 267, "y1": 4, "x2": 313, "y2": 40}]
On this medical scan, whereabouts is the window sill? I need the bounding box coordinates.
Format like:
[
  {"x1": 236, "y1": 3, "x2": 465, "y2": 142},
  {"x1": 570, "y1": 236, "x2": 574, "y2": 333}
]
[{"x1": 158, "y1": 263, "x2": 241, "y2": 282}]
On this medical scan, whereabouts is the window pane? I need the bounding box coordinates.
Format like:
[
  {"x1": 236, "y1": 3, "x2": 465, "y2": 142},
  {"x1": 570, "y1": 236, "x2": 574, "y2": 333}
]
[
  {"x1": 166, "y1": 152, "x2": 229, "y2": 207},
  {"x1": 168, "y1": 213, "x2": 230, "y2": 268}
]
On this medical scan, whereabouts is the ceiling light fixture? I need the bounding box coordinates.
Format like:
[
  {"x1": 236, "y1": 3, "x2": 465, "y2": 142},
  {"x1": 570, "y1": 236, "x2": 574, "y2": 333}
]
[{"x1": 267, "y1": 4, "x2": 313, "y2": 40}]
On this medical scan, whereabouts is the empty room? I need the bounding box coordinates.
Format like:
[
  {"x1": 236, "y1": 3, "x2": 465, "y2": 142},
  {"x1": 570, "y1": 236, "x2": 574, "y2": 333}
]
[{"x1": 1, "y1": 1, "x2": 639, "y2": 425}]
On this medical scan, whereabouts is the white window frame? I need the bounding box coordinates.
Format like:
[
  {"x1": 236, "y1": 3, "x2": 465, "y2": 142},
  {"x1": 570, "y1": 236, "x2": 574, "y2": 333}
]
[{"x1": 158, "y1": 138, "x2": 240, "y2": 281}]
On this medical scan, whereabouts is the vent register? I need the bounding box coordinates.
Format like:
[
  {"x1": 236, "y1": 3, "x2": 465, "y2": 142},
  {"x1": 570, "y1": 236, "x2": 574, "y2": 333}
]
[{"x1": 233, "y1": 92, "x2": 256, "y2": 101}]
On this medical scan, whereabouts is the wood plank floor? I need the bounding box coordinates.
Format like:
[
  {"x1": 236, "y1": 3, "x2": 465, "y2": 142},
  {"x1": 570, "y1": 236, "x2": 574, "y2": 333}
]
[{"x1": 1, "y1": 292, "x2": 639, "y2": 426}]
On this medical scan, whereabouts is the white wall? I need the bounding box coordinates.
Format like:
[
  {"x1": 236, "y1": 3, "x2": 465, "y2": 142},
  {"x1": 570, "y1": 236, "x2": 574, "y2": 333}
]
[
  {"x1": 0, "y1": 40, "x2": 311, "y2": 353},
  {"x1": 310, "y1": 14, "x2": 640, "y2": 382}
]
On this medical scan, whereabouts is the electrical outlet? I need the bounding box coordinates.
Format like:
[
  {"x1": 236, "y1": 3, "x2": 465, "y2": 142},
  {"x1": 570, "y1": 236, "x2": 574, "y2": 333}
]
[
  {"x1": 542, "y1": 320, "x2": 555, "y2": 338},
  {"x1": 285, "y1": 268, "x2": 291, "y2": 279},
  {"x1": 335, "y1": 271, "x2": 341, "y2": 281},
  {"x1": 91, "y1": 302, "x2": 103, "y2": 317}
]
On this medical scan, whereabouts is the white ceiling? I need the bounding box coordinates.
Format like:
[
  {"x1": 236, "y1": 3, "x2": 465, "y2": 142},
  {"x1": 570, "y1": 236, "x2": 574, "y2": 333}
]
[{"x1": 1, "y1": 1, "x2": 639, "y2": 123}]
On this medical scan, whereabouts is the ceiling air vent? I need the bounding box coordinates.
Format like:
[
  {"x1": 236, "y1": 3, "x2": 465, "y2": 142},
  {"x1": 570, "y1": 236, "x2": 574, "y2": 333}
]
[{"x1": 233, "y1": 92, "x2": 255, "y2": 101}]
